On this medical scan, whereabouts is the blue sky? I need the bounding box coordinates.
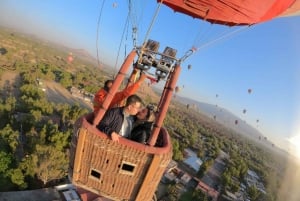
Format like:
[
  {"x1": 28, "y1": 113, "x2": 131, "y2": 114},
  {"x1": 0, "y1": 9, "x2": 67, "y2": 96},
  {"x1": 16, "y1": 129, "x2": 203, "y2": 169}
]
[{"x1": 1, "y1": 0, "x2": 300, "y2": 156}]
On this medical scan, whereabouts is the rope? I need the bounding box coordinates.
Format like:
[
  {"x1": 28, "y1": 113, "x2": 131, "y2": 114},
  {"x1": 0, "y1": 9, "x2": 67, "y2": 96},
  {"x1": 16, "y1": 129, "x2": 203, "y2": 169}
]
[
  {"x1": 113, "y1": 13, "x2": 130, "y2": 78},
  {"x1": 196, "y1": 25, "x2": 250, "y2": 51},
  {"x1": 128, "y1": 0, "x2": 138, "y2": 47},
  {"x1": 188, "y1": 4, "x2": 253, "y2": 60},
  {"x1": 141, "y1": 1, "x2": 163, "y2": 50},
  {"x1": 180, "y1": 26, "x2": 248, "y2": 63},
  {"x1": 96, "y1": 0, "x2": 106, "y2": 69},
  {"x1": 125, "y1": 21, "x2": 129, "y2": 58}
]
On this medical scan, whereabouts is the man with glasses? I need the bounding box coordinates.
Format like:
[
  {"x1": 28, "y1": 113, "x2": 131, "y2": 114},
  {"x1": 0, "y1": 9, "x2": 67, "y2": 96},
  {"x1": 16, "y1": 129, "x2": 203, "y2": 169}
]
[{"x1": 97, "y1": 94, "x2": 143, "y2": 142}]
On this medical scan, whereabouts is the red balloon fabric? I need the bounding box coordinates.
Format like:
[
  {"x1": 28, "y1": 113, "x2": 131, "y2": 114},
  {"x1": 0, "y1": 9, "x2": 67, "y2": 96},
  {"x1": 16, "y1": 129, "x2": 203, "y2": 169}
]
[{"x1": 158, "y1": 0, "x2": 300, "y2": 26}]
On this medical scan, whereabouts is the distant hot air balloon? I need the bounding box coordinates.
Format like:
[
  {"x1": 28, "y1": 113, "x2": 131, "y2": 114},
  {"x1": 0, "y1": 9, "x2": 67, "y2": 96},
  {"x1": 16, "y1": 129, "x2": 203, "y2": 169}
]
[
  {"x1": 243, "y1": 109, "x2": 247, "y2": 114},
  {"x1": 68, "y1": 56, "x2": 73, "y2": 63},
  {"x1": 112, "y1": 2, "x2": 118, "y2": 8},
  {"x1": 67, "y1": 52, "x2": 73, "y2": 63},
  {"x1": 188, "y1": 64, "x2": 192, "y2": 70},
  {"x1": 216, "y1": 94, "x2": 218, "y2": 98},
  {"x1": 248, "y1": 88, "x2": 252, "y2": 94},
  {"x1": 175, "y1": 86, "x2": 180, "y2": 93},
  {"x1": 256, "y1": 119, "x2": 259, "y2": 123}
]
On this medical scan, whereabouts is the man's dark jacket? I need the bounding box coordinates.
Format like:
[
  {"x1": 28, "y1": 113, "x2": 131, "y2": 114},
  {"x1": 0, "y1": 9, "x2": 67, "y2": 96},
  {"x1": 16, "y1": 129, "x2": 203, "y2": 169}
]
[{"x1": 97, "y1": 107, "x2": 124, "y2": 136}]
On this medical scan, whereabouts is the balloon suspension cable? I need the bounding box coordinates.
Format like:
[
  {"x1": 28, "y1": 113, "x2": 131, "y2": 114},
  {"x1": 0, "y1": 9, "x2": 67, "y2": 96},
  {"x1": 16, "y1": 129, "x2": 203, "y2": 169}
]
[
  {"x1": 197, "y1": 25, "x2": 250, "y2": 51},
  {"x1": 132, "y1": 26, "x2": 138, "y2": 48},
  {"x1": 179, "y1": 47, "x2": 198, "y2": 63},
  {"x1": 141, "y1": 2, "x2": 163, "y2": 51},
  {"x1": 128, "y1": 0, "x2": 138, "y2": 48},
  {"x1": 113, "y1": 11, "x2": 131, "y2": 78},
  {"x1": 96, "y1": 0, "x2": 106, "y2": 69}
]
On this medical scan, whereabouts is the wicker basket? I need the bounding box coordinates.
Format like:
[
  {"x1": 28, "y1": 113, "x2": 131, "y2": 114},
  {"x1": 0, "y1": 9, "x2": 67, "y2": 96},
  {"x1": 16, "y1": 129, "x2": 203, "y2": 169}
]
[{"x1": 69, "y1": 113, "x2": 173, "y2": 201}]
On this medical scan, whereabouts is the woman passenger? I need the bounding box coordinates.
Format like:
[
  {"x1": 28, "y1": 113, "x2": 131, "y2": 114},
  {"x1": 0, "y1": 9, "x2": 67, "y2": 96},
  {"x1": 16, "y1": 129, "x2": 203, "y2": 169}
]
[{"x1": 131, "y1": 105, "x2": 155, "y2": 144}]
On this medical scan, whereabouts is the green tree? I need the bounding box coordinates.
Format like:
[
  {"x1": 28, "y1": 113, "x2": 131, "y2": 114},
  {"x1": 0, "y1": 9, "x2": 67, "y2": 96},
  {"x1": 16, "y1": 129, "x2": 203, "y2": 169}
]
[
  {"x1": 167, "y1": 183, "x2": 179, "y2": 201},
  {"x1": 68, "y1": 104, "x2": 89, "y2": 124},
  {"x1": 38, "y1": 125, "x2": 47, "y2": 145},
  {"x1": 49, "y1": 130, "x2": 71, "y2": 151},
  {"x1": 0, "y1": 151, "x2": 12, "y2": 173},
  {"x1": 32, "y1": 145, "x2": 68, "y2": 185},
  {"x1": 0, "y1": 96, "x2": 17, "y2": 127},
  {"x1": 9, "y1": 168, "x2": 27, "y2": 189},
  {"x1": 0, "y1": 124, "x2": 19, "y2": 153},
  {"x1": 30, "y1": 109, "x2": 42, "y2": 122},
  {"x1": 3, "y1": 96, "x2": 16, "y2": 112},
  {"x1": 192, "y1": 189, "x2": 209, "y2": 201},
  {"x1": 247, "y1": 185, "x2": 261, "y2": 201},
  {"x1": 59, "y1": 72, "x2": 72, "y2": 88},
  {"x1": 172, "y1": 139, "x2": 183, "y2": 161}
]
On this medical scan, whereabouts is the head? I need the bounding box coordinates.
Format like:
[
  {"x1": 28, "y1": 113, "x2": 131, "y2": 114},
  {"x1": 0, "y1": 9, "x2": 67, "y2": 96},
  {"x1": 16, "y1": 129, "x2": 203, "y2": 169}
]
[
  {"x1": 103, "y1": 80, "x2": 113, "y2": 92},
  {"x1": 136, "y1": 104, "x2": 155, "y2": 122},
  {"x1": 124, "y1": 94, "x2": 143, "y2": 115}
]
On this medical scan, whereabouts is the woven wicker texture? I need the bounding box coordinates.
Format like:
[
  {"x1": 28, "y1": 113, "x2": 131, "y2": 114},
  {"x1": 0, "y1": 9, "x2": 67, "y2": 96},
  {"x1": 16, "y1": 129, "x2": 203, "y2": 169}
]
[{"x1": 69, "y1": 119, "x2": 172, "y2": 201}]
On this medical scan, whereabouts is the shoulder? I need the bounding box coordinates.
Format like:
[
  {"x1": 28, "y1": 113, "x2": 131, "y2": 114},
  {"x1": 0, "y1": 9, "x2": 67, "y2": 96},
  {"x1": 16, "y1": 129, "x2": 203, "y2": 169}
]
[
  {"x1": 133, "y1": 121, "x2": 153, "y2": 131},
  {"x1": 106, "y1": 107, "x2": 124, "y2": 116},
  {"x1": 95, "y1": 89, "x2": 107, "y2": 97}
]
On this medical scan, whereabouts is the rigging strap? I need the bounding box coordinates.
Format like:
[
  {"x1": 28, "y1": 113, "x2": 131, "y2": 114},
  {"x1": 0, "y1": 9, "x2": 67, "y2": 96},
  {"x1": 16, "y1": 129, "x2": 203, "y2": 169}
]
[{"x1": 96, "y1": 0, "x2": 106, "y2": 69}]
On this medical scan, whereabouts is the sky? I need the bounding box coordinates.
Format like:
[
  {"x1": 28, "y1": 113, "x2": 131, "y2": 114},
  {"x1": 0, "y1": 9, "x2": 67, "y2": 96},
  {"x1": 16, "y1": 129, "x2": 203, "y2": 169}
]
[{"x1": 1, "y1": 0, "x2": 300, "y2": 158}]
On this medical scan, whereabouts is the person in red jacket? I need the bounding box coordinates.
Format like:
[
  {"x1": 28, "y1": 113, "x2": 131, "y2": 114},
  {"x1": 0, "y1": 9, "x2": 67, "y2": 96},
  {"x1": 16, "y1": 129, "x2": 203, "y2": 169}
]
[{"x1": 93, "y1": 73, "x2": 146, "y2": 114}]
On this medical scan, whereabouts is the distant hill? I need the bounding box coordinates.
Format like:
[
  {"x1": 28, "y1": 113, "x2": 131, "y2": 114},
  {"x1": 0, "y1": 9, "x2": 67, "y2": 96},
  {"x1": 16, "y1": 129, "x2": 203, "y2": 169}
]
[{"x1": 175, "y1": 96, "x2": 281, "y2": 148}]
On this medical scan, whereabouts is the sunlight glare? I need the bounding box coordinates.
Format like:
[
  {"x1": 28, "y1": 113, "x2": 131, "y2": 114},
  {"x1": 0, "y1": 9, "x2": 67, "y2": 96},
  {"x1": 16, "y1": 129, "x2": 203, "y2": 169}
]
[{"x1": 288, "y1": 134, "x2": 300, "y2": 161}]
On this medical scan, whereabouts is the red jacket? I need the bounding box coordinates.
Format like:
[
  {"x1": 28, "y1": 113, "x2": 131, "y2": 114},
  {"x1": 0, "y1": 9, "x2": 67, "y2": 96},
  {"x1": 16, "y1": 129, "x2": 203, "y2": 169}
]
[{"x1": 93, "y1": 82, "x2": 140, "y2": 114}]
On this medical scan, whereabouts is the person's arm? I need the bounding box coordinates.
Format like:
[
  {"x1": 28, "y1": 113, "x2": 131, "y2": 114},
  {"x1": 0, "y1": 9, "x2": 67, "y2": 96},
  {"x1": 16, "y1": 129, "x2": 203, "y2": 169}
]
[
  {"x1": 110, "y1": 132, "x2": 120, "y2": 142},
  {"x1": 109, "y1": 73, "x2": 147, "y2": 107},
  {"x1": 97, "y1": 108, "x2": 122, "y2": 142},
  {"x1": 93, "y1": 89, "x2": 107, "y2": 113}
]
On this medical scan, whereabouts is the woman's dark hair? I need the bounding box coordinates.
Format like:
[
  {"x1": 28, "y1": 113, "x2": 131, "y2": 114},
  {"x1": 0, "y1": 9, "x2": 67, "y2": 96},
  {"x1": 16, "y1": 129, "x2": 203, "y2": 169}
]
[
  {"x1": 103, "y1": 80, "x2": 113, "y2": 92},
  {"x1": 146, "y1": 104, "x2": 155, "y2": 120}
]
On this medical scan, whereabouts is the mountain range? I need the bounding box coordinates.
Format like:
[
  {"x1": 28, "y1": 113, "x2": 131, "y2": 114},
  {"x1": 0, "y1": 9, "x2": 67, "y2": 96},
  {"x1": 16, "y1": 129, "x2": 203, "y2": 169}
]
[{"x1": 175, "y1": 95, "x2": 280, "y2": 148}]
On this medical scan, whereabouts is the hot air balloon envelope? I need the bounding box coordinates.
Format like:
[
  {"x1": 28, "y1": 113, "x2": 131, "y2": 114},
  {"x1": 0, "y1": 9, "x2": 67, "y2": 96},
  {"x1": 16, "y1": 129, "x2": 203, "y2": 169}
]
[{"x1": 157, "y1": 0, "x2": 300, "y2": 26}]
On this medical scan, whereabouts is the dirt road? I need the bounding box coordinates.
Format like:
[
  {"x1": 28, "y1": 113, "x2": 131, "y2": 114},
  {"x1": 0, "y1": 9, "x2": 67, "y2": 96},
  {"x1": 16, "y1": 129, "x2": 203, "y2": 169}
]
[{"x1": 0, "y1": 188, "x2": 61, "y2": 201}]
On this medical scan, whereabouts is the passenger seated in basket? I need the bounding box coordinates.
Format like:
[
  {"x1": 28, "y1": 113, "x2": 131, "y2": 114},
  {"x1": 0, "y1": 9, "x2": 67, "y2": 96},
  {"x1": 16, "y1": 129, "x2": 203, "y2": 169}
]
[
  {"x1": 131, "y1": 104, "x2": 156, "y2": 144},
  {"x1": 97, "y1": 94, "x2": 143, "y2": 143}
]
